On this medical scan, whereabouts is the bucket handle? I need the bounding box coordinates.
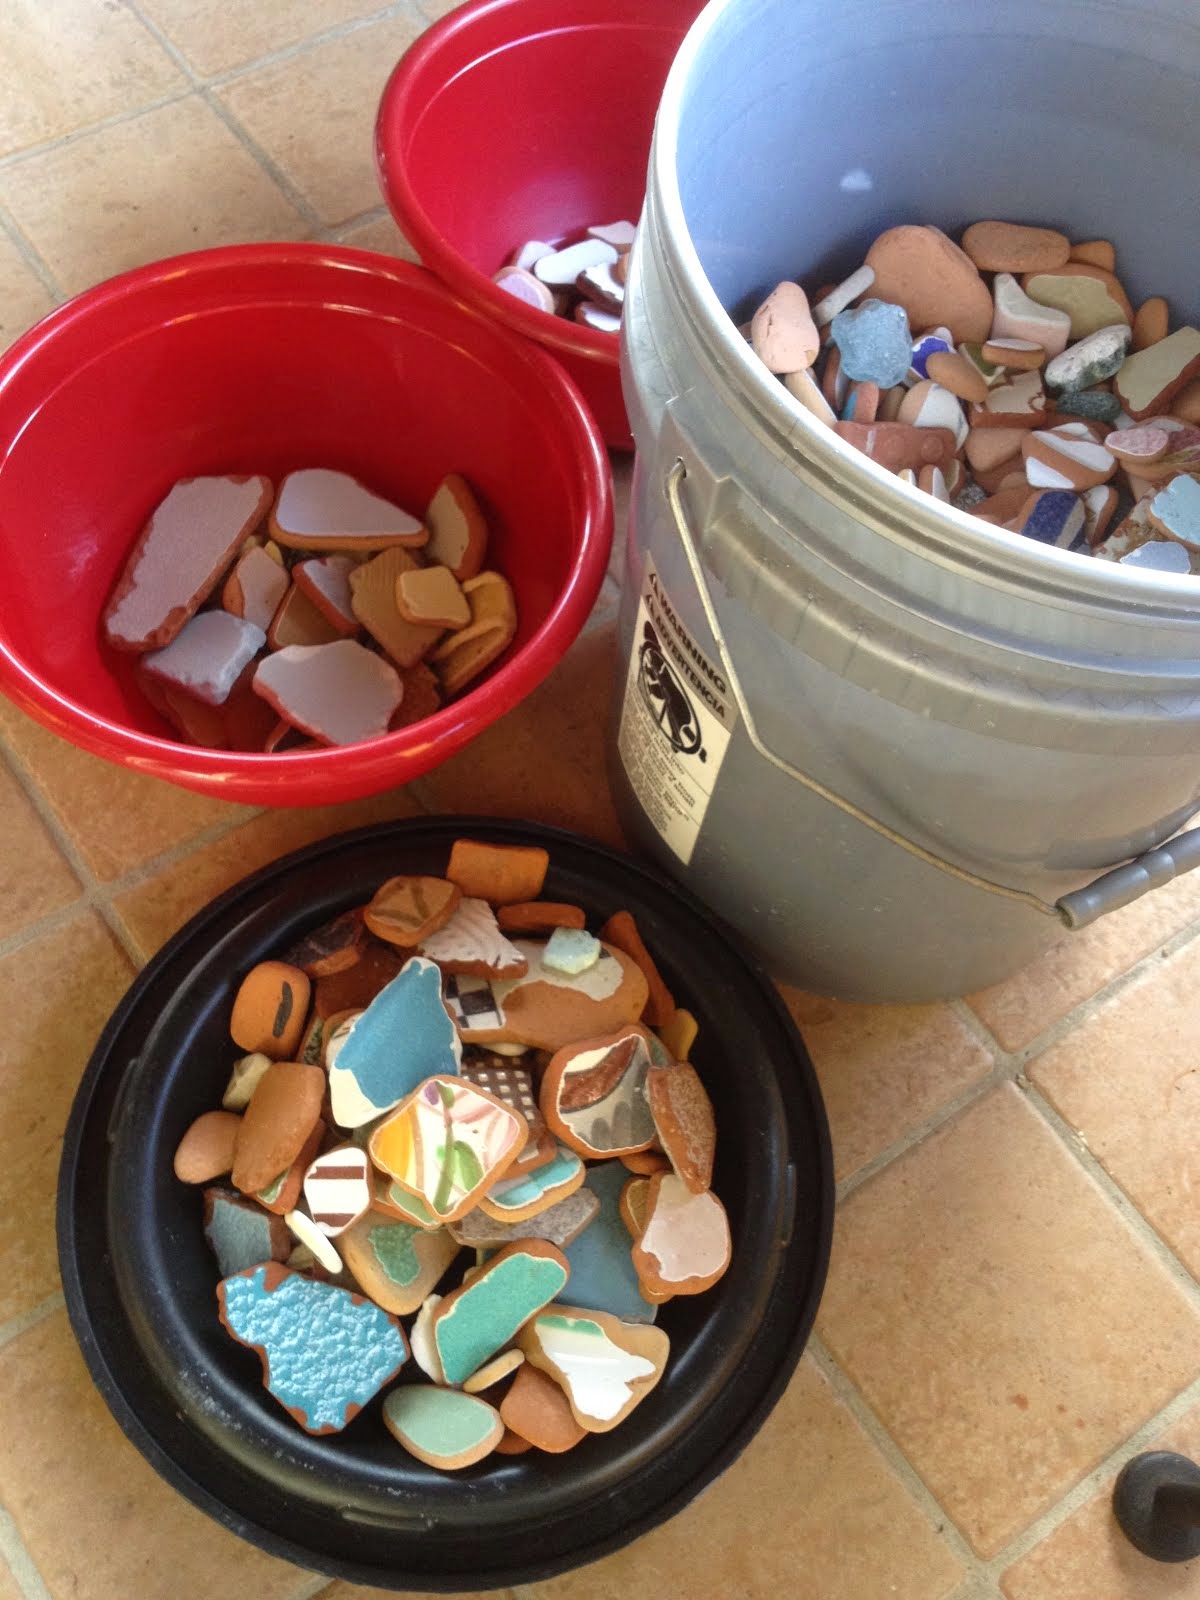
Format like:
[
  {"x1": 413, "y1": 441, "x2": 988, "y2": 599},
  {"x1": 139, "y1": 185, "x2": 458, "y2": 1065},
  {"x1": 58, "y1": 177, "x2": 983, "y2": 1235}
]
[{"x1": 664, "y1": 457, "x2": 1200, "y2": 932}]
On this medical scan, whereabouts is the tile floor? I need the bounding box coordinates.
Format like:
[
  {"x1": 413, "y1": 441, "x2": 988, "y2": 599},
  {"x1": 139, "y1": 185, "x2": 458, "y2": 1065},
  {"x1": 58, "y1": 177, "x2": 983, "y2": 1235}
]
[{"x1": 0, "y1": 4, "x2": 1198, "y2": 1598}]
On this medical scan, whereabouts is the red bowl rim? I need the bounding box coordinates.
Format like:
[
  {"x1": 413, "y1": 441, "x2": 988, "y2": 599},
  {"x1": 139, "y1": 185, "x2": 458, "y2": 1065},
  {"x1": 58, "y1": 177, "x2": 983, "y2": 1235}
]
[
  {"x1": 374, "y1": 0, "x2": 636, "y2": 374},
  {"x1": 0, "y1": 242, "x2": 613, "y2": 789}
]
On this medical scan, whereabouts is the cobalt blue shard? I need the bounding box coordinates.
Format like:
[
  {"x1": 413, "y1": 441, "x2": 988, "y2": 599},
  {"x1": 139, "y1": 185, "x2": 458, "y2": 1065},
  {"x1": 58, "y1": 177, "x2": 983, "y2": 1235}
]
[
  {"x1": 1021, "y1": 490, "x2": 1085, "y2": 548},
  {"x1": 829, "y1": 298, "x2": 912, "y2": 388},
  {"x1": 909, "y1": 329, "x2": 953, "y2": 382}
]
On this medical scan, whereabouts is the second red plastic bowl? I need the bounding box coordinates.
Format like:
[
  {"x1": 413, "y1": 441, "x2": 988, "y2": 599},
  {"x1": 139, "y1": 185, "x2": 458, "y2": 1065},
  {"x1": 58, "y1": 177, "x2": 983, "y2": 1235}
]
[{"x1": 375, "y1": 0, "x2": 705, "y2": 451}]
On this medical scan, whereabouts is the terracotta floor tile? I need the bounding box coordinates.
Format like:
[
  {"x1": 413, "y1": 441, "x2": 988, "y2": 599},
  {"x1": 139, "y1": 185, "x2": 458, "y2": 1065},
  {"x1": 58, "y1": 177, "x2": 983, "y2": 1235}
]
[
  {"x1": 335, "y1": 211, "x2": 420, "y2": 261},
  {"x1": 781, "y1": 988, "x2": 993, "y2": 1181},
  {"x1": 0, "y1": 1560, "x2": 23, "y2": 1600},
  {"x1": 112, "y1": 786, "x2": 425, "y2": 959},
  {"x1": 0, "y1": 703, "x2": 248, "y2": 882},
  {"x1": 417, "y1": 0, "x2": 465, "y2": 17},
  {"x1": 138, "y1": 0, "x2": 391, "y2": 77},
  {"x1": 967, "y1": 868, "x2": 1200, "y2": 1053},
  {"x1": 1030, "y1": 935, "x2": 1200, "y2": 1279},
  {"x1": 1002, "y1": 1401, "x2": 1200, "y2": 1600},
  {"x1": 0, "y1": 1311, "x2": 306, "y2": 1600},
  {"x1": 608, "y1": 455, "x2": 631, "y2": 588},
  {"x1": 0, "y1": 96, "x2": 306, "y2": 297},
  {"x1": 0, "y1": 759, "x2": 82, "y2": 931},
  {"x1": 316, "y1": 1583, "x2": 508, "y2": 1600},
  {"x1": 0, "y1": 0, "x2": 183, "y2": 158},
  {"x1": 421, "y1": 623, "x2": 626, "y2": 850},
  {"x1": 817, "y1": 1083, "x2": 1200, "y2": 1558},
  {"x1": 216, "y1": 16, "x2": 424, "y2": 226},
  {"x1": 0, "y1": 914, "x2": 133, "y2": 1320},
  {"x1": 529, "y1": 1355, "x2": 962, "y2": 1600},
  {"x1": 0, "y1": 234, "x2": 55, "y2": 349}
]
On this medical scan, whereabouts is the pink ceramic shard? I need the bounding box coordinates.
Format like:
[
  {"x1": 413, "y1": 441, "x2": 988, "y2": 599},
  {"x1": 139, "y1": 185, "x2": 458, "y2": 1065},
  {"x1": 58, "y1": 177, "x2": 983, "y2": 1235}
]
[
  {"x1": 270, "y1": 469, "x2": 426, "y2": 550},
  {"x1": 493, "y1": 265, "x2": 555, "y2": 313},
  {"x1": 293, "y1": 555, "x2": 360, "y2": 634},
  {"x1": 223, "y1": 544, "x2": 289, "y2": 631},
  {"x1": 104, "y1": 474, "x2": 273, "y2": 652},
  {"x1": 141, "y1": 610, "x2": 266, "y2": 706},
  {"x1": 252, "y1": 640, "x2": 403, "y2": 746}
]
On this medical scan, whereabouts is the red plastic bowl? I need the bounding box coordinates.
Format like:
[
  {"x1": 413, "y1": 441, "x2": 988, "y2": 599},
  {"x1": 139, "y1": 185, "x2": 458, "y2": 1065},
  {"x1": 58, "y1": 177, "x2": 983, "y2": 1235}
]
[
  {"x1": 376, "y1": 0, "x2": 704, "y2": 451},
  {"x1": 0, "y1": 245, "x2": 611, "y2": 806}
]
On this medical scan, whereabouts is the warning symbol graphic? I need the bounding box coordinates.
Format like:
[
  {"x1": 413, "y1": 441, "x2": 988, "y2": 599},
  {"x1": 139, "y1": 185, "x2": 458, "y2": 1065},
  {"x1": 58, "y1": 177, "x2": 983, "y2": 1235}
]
[
  {"x1": 617, "y1": 559, "x2": 735, "y2": 866},
  {"x1": 636, "y1": 620, "x2": 705, "y2": 760}
]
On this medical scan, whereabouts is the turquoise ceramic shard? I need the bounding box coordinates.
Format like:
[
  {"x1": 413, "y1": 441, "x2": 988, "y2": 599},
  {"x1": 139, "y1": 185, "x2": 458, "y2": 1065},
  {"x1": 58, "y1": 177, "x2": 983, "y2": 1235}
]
[{"x1": 218, "y1": 1264, "x2": 408, "y2": 1433}]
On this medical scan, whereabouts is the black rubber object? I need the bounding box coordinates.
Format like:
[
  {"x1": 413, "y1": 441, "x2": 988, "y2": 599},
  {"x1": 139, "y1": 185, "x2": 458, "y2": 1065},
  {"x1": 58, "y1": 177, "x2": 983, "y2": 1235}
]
[
  {"x1": 58, "y1": 817, "x2": 833, "y2": 1592},
  {"x1": 1113, "y1": 1451, "x2": 1200, "y2": 1563}
]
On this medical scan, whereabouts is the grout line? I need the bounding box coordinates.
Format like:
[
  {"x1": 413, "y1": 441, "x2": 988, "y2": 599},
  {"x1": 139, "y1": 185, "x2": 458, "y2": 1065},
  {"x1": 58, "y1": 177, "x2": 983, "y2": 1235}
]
[
  {"x1": 288, "y1": 1575, "x2": 336, "y2": 1600},
  {"x1": 948, "y1": 994, "x2": 1006, "y2": 1057},
  {"x1": 0, "y1": 1294, "x2": 64, "y2": 1356},
  {"x1": 0, "y1": 1505, "x2": 52, "y2": 1600},
  {"x1": 807, "y1": 1336, "x2": 986, "y2": 1582},
  {"x1": 814, "y1": 1321, "x2": 1200, "y2": 1592},
  {"x1": 98, "y1": 807, "x2": 265, "y2": 901},
  {"x1": 1020, "y1": 1077, "x2": 1200, "y2": 1303},
  {"x1": 193, "y1": 85, "x2": 326, "y2": 232},
  {"x1": 0, "y1": 732, "x2": 259, "y2": 966},
  {"x1": 123, "y1": 1, "x2": 326, "y2": 233},
  {"x1": 399, "y1": 776, "x2": 441, "y2": 812},
  {"x1": 961, "y1": 913, "x2": 1200, "y2": 1077},
  {"x1": 978, "y1": 1369, "x2": 1200, "y2": 1582},
  {"x1": 186, "y1": 3, "x2": 415, "y2": 91},
  {"x1": 0, "y1": 198, "x2": 63, "y2": 302},
  {"x1": 328, "y1": 203, "x2": 393, "y2": 239},
  {"x1": 835, "y1": 1058, "x2": 1010, "y2": 1203},
  {"x1": 0, "y1": 89, "x2": 197, "y2": 176},
  {"x1": 127, "y1": 0, "x2": 426, "y2": 239}
]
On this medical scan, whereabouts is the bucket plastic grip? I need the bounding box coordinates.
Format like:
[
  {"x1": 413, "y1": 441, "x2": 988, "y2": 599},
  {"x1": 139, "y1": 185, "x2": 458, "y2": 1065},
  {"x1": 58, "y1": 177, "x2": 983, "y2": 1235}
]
[
  {"x1": 1056, "y1": 829, "x2": 1200, "y2": 930},
  {"x1": 664, "y1": 458, "x2": 1200, "y2": 933}
]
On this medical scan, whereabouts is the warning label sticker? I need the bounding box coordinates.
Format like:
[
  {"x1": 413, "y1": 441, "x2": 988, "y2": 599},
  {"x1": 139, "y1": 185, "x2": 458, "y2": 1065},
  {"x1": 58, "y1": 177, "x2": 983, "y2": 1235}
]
[{"x1": 616, "y1": 558, "x2": 735, "y2": 866}]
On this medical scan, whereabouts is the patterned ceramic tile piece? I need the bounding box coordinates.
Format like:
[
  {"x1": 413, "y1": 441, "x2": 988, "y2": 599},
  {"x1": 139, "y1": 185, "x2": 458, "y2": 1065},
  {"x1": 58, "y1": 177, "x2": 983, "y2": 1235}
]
[
  {"x1": 215, "y1": 16, "x2": 424, "y2": 225},
  {"x1": 0, "y1": 98, "x2": 307, "y2": 296},
  {"x1": 0, "y1": 1312, "x2": 305, "y2": 1600},
  {"x1": 817, "y1": 1084, "x2": 1200, "y2": 1556},
  {"x1": 1030, "y1": 935, "x2": 1200, "y2": 1278},
  {"x1": 370, "y1": 1077, "x2": 526, "y2": 1223},
  {"x1": 968, "y1": 868, "x2": 1200, "y2": 1051},
  {"x1": 781, "y1": 987, "x2": 993, "y2": 1179},
  {"x1": 529, "y1": 1354, "x2": 962, "y2": 1600}
]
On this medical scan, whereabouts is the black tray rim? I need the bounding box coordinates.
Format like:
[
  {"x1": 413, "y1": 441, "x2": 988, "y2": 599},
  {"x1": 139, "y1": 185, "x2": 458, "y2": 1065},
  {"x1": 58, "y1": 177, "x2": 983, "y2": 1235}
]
[{"x1": 57, "y1": 815, "x2": 834, "y2": 1591}]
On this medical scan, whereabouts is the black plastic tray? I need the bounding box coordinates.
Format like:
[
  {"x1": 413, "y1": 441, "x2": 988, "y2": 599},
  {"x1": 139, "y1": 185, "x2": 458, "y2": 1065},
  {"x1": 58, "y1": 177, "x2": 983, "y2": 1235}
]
[{"x1": 58, "y1": 817, "x2": 833, "y2": 1591}]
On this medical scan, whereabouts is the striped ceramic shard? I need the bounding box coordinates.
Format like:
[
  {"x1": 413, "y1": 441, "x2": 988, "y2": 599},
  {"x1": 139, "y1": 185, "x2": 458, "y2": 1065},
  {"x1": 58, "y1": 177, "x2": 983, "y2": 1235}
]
[{"x1": 302, "y1": 1144, "x2": 371, "y2": 1237}]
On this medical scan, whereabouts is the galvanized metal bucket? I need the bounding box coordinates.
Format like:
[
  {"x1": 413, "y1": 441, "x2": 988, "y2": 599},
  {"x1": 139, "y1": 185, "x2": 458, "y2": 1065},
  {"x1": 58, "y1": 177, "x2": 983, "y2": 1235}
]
[{"x1": 612, "y1": 0, "x2": 1200, "y2": 1001}]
